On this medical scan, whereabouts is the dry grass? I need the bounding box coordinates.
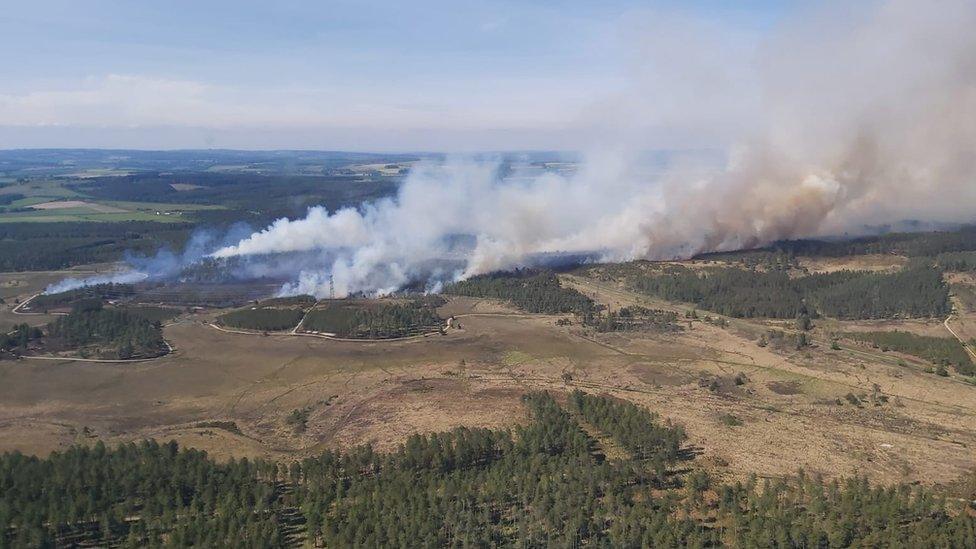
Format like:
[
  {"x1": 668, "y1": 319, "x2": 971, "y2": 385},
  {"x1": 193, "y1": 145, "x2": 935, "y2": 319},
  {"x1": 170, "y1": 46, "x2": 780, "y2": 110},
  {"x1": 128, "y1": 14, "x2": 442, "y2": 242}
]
[
  {"x1": 798, "y1": 254, "x2": 908, "y2": 274},
  {"x1": 0, "y1": 265, "x2": 975, "y2": 489}
]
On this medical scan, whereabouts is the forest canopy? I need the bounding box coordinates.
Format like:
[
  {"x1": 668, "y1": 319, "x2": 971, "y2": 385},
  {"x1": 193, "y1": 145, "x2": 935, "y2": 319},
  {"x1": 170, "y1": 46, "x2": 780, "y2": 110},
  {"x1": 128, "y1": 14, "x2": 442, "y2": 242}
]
[
  {"x1": 301, "y1": 298, "x2": 443, "y2": 339},
  {"x1": 444, "y1": 270, "x2": 596, "y2": 318},
  {"x1": 45, "y1": 301, "x2": 167, "y2": 359},
  {"x1": 628, "y1": 264, "x2": 949, "y2": 319},
  {"x1": 0, "y1": 392, "x2": 972, "y2": 547},
  {"x1": 845, "y1": 331, "x2": 975, "y2": 376}
]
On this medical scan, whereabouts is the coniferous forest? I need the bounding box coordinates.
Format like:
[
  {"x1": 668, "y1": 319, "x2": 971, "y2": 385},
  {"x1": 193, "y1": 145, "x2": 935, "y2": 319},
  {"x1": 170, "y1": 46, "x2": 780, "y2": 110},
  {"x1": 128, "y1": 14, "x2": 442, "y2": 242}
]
[
  {"x1": 697, "y1": 224, "x2": 976, "y2": 261},
  {"x1": 301, "y1": 298, "x2": 443, "y2": 339},
  {"x1": 444, "y1": 270, "x2": 596, "y2": 318},
  {"x1": 45, "y1": 301, "x2": 167, "y2": 359},
  {"x1": 1, "y1": 392, "x2": 973, "y2": 548},
  {"x1": 845, "y1": 331, "x2": 975, "y2": 376},
  {"x1": 0, "y1": 324, "x2": 43, "y2": 355},
  {"x1": 629, "y1": 264, "x2": 950, "y2": 320},
  {"x1": 29, "y1": 283, "x2": 136, "y2": 312}
]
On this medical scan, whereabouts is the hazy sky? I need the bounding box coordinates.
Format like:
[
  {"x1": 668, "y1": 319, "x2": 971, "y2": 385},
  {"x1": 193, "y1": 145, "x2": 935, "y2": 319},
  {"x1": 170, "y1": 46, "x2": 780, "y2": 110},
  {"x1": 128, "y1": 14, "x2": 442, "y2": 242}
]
[{"x1": 1, "y1": 1, "x2": 798, "y2": 151}]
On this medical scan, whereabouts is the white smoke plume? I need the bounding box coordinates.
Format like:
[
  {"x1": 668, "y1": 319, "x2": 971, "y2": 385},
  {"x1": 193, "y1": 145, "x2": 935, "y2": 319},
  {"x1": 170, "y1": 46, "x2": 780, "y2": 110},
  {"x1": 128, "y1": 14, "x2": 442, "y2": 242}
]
[
  {"x1": 213, "y1": 0, "x2": 976, "y2": 298},
  {"x1": 43, "y1": 225, "x2": 255, "y2": 295},
  {"x1": 44, "y1": 270, "x2": 150, "y2": 295}
]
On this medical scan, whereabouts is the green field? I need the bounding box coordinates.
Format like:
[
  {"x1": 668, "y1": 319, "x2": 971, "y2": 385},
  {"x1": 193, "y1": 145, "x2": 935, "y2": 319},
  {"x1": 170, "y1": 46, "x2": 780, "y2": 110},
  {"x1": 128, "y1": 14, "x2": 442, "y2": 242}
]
[
  {"x1": 0, "y1": 211, "x2": 190, "y2": 223},
  {"x1": 99, "y1": 200, "x2": 222, "y2": 212},
  {"x1": 0, "y1": 179, "x2": 222, "y2": 223}
]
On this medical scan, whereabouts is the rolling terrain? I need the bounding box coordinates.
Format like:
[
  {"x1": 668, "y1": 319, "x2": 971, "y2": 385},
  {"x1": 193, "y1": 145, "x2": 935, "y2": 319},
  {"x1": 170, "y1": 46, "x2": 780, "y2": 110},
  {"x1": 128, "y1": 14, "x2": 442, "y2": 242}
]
[{"x1": 2, "y1": 252, "x2": 976, "y2": 489}]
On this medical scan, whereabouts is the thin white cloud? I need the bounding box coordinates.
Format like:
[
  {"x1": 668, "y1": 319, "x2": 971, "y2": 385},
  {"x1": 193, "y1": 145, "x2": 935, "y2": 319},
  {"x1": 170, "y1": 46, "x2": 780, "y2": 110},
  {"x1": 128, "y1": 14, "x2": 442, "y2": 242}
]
[{"x1": 0, "y1": 72, "x2": 598, "y2": 134}]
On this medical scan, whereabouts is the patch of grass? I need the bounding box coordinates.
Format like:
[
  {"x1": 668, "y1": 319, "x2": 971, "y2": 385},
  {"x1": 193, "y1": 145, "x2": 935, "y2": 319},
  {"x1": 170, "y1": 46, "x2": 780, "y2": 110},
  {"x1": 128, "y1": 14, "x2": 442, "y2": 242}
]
[
  {"x1": 99, "y1": 200, "x2": 223, "y2": 211},
  {"x1": 193, "y1": 420, "x2": 243, "y2": 436},
  {"x1": 502, "y1": 350, "x2": 534, "y2": 367},
  {"x1": 0, "y1": 211, "x2": 189, "y2": 223},
  {"x1": 218, "y1": 307, "x2": 305, "y2": 332},
  {"x1": 718, "y1": 413, "x2": 743, "y2": 427}
]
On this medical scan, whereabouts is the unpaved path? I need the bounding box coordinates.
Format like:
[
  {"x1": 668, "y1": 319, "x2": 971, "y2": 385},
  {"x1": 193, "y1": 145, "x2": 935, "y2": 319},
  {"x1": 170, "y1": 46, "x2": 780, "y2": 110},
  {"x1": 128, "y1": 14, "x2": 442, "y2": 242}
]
[{"x1": 944, "y1": 314, "x2": 976, "y2": 361}]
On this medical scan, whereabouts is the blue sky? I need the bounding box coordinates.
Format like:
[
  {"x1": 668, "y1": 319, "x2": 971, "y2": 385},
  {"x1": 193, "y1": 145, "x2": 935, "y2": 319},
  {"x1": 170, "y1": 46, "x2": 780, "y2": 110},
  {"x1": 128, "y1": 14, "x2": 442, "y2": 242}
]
[{"x1": 0, "y1": 1, "x2": 799, "y2": 150}]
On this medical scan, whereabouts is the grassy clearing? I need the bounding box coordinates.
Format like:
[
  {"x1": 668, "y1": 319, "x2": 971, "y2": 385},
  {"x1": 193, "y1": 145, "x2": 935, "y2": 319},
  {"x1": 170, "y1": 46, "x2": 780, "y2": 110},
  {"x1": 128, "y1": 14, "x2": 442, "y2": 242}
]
[
  {"x1": 0, "y1": 211, "x2": 189, "y2": 223},
  {"x1": 0, "y1": 180, "x2": 81, "y2": 199},
  {"x1": 217, "y1": 307, "x2": 306, "y2": 332},
  {"x1": 0, "y1": 179, "x2": 219, "y2": 223},
  {"x1": 99, "y1": 200, "x2": 223, "y2": 211},
  {"x1": 119, "y1": 305, "x2": 182, "y2": 323}
]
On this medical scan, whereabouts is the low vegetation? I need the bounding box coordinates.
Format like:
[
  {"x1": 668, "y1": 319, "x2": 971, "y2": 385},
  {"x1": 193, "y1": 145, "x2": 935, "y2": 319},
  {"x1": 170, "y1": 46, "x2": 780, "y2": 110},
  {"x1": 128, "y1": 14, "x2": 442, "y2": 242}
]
[
  {"x1": 285, "y1": 407, "x2": 311, "y2": 434},
  {"x1": 591, "y1": 305, "x2": 680, "y2": 333},
  {"x1": 845, "y1": 331, "x2": 975, "y2": 376},
  {"x1": 217, "y1": 307, "x2": 306, "y2": 332},
  {"x1": 444, "y1": 270, "x2": 596, "y2": 317}
]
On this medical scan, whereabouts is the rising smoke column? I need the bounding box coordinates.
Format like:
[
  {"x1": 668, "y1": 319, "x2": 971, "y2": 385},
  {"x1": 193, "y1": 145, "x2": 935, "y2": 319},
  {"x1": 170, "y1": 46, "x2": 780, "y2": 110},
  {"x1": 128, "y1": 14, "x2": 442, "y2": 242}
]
[
  {"x1": 213, "y1": 157, "x2": 671, "y2": 296},
  {"x1": 43, "y1": 224, "x2": 257, "y2": 294},
  {"x1": 214, "y1": 0, "x2": 976, "y2": 298}
]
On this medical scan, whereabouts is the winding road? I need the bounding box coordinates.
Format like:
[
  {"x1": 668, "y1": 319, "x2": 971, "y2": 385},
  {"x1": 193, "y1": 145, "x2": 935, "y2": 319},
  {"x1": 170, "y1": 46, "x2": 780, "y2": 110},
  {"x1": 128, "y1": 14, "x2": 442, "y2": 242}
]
[{"x1": 944, "y1": 313, "x2": 976, "y2": 361}]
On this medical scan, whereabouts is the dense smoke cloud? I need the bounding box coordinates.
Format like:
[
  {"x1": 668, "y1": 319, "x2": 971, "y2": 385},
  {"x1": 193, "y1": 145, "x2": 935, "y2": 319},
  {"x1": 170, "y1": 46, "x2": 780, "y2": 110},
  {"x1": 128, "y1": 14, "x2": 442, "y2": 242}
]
[
  {"x1": 35, "y1": 0, "x2": 959, "y2": 299},
  {"x1": 212, "y1": 156, "x2": 683, "y2": 296},
  {"x1": 211, "y1": 0, "x2": 976, "y2": 297},
  {"x1": 44, "y1": 225, "x2": 256, "y2": 294}
]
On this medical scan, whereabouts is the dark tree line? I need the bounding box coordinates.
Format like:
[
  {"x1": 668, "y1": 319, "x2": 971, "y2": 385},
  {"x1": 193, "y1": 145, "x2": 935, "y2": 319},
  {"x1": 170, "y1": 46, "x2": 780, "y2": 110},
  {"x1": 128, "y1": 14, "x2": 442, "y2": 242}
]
[
  {"x1": 846, "y1": 331, "x2": 974, "y2": 376},
  {"x1": 292, "y1": 391, "x2": 695, "y2": 547},
  {"x1": 70, "y1": 172, "x2": 399, "y2": 225},
  {"x1": 1, "y1": 392, "x2": 974, "y2": 547},
  {"x1": 936, "y1": 251, "x2": 976, "y2": 271},
  {"x1": 0, "y1": 170, "x2": 399, "y2": 272},
  {"x1": 631, "y1": 264, "x2": 949, "y2": 319},
  {"x1": 444, "y1": 270, "x2": 596, "y2": 317},
  {"x1": 632, "y1": 266, "x2": 804, "y2": 318},
  {"x1": 46, "y1": 301, "x2": 167, "y2": 359},
  {"x1": 0, "y1": 222, "x2": 189, "y2": 272},
  {"x1": 804, "y1": 264, "x2": 950, "y2": 319},
  {"x1": 302, "y1": 299, "x2": 443, "y2": 339},
  {"x1": 0, "y1": 324, "x2": 42, "y2": 354},
  {"x1": 0, "y1": 440, "x2": 284, "y2": 547},
  {"x1": 697, "y1": 225, "x2": 976, "y2": 260},
  {"x1": 0, "y1": 193, "x2": 24, "y2": 206},
  {"x1": 30, "y1": 283, "x2": 135, "y2": 311},
  {"x1": 569, "y1": 390, "x2": 685, "y2": 472}
]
